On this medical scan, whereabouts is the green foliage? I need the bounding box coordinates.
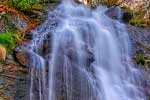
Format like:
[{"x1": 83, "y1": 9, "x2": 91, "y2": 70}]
[
  {"x1": 136, "y1": 55, "x2": 145, "y2": 65},
  {"x1": 7, "y1": 0, "x2": 38, "y2": 10},
  {"x1": 0, "y1": 32, "x2": 16, "y2": 53}
]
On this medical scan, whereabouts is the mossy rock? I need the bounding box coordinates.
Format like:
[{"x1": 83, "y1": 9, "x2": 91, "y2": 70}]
[{"x1": 7, "y1": 0, "x2": 38, "y2": 10}]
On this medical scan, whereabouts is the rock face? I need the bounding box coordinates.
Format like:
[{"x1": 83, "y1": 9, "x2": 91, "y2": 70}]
[
  {"x1": 0, "y1": 1, "x2": 149, "y2": 100},
  {"x1": 127, "y1": 25, "x2": 150, "y2": 100},
  {"x1": 0, "y1": 60, "x2": 29, "y2": 100},
  {"x1": 127, "y1": 26, "x2": 150, "y2": 69}
]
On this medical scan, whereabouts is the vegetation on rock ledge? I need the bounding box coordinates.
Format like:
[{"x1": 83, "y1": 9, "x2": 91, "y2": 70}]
[{"x1": 79, "y1": 0, "x2": 150, "y2": 26}]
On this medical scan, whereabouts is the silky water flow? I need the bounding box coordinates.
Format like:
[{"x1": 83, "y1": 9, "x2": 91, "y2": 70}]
[{"x1": 20, "y1": 1, "x2": 146, "y2": 100}]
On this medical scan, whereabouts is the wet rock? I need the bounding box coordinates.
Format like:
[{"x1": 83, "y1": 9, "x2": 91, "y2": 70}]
[
  {"x1": 24, "y1": 32, "x2": 33, "y2": 40},
  {"x1": 105, "y1": 6, "x2": 124, "y2": 21},
  {"x1": 0, "y1": 59, "x2": 29, "y2": 100},
  {"x1": 65, "y1": 46, "x2": 78, "y2": 62},
  {"x1": 7, "y1": 54, "x2": 15, "y2": 61},
  {"x1": 14, "y1": 51, "x2": 30, "y2": 67},
  {"x1": 14, "y1": 75, "x2": 29, "y2": 100}
]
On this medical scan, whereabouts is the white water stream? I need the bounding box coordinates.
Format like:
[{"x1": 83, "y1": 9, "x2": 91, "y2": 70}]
[{"x1": 22, "y1": 1, "x2": 146, "y2": 100}]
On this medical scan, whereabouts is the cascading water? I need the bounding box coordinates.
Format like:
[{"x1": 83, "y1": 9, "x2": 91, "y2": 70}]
[{"x1": 22, "y1": 0, "x2": 147, "y2": 100}]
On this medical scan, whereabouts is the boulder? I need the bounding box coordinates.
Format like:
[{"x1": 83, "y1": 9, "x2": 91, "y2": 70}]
[{"x1": 14, "y1": 51, "x2": 30, "y2": 67}]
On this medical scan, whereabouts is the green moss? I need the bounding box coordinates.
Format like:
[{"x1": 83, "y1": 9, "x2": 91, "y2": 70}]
[
  {"x1": 0, "y1": 32, "x2": 16, "y2": 53},
  {"x1": 7, "y1": 0, "x2": 59, "y2": 11},
  {"x1": 136, "y1": 55, "x2": 146, "y2": 65},
  {"x1": 7, "y1": 0, "x2": 37, "y2": 10}
]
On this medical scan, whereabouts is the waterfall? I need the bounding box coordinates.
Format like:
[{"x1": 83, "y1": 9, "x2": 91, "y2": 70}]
[{"x1": 23, "y1": 1, "x2": 146, "y2": 100}]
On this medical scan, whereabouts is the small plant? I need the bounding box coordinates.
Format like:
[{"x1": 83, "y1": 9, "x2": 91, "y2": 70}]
[
  {"x1": 0, "y1": 32, "x2": 16, "y2": 53},
  {"x1": 136, "y1": 54, "x2": 145, "y2": 65}
]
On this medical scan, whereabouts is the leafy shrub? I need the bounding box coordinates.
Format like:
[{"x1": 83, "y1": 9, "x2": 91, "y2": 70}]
[{"x1": 0, "y1": 32, "x2": 16, "y2": 53}]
